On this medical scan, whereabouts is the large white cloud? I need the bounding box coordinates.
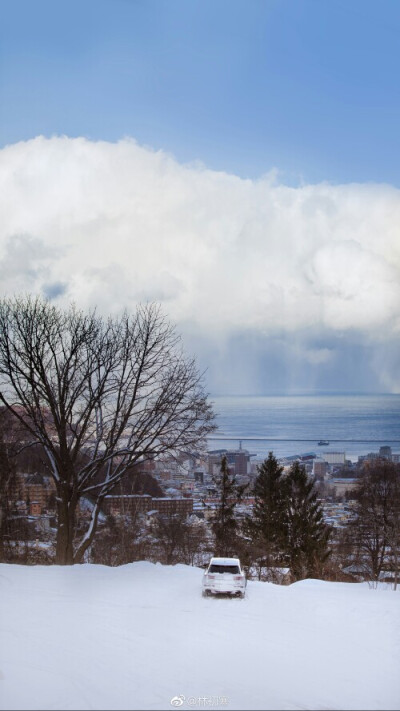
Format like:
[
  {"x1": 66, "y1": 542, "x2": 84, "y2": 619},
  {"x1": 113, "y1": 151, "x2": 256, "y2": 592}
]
[{"x1": 0, "y1": 136, "x2": 399, "y2": 391}]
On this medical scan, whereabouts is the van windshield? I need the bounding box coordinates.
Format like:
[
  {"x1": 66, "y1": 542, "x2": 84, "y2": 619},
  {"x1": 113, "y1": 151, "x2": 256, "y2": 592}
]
[{"x1": 209, "y1": 564, "x2": 240, "y2": 574}]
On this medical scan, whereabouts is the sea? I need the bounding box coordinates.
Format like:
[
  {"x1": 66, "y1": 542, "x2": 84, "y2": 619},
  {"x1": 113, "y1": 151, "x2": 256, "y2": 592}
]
[{"x1": 207, "y1": 394, "x2": 400, "y2": 462}]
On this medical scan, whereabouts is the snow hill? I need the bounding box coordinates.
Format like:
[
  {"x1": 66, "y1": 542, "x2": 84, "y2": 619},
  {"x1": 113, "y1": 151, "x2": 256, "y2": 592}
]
[{"x1": 0, "y1": 562, "x2": 399, "y2": 711}]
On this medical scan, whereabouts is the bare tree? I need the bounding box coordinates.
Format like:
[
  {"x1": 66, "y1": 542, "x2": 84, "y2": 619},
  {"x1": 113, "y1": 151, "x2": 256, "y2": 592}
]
[
  {"x1": 386, "y1": 498, "x2": 400, "y2": 590},
  {"x1": 0, "y1": 296, "x2": 215, "y2": 564},
  {"x1": 148, "y1": 512, "x2": 209, "y2": 566},
  {"x1": 149, "y1": 512, "x2": 191, "y2": 565},
  {"x1": 90, "y1": 510, "x2": 149, "y2": 567},
  {"x1": 182, "y1": 517, "x2": 210, "y2": 567},
  {"x1": 0, "y1": 411, "x2": 17, "y2": 561},
  {"x1": 346, "y1": 461, "x2": 400, "y2": 586}
]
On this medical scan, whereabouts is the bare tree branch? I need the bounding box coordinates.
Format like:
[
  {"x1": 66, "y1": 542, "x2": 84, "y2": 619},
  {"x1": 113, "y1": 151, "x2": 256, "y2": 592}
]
[{"x1": 0, "y1": 296, "x2": 215, "y2": 563}]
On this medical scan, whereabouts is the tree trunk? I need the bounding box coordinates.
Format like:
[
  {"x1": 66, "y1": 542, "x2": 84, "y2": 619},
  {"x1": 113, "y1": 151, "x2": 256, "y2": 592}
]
[
  {"x1": 0, "y1": 508, "x2": 4, "y2": 562},
  {"x1": 55, "y1": 486, "x2": 77, "y2": 565},
  {"x1": 73, "y1": 498, "x2": 104, "y2": 564}
]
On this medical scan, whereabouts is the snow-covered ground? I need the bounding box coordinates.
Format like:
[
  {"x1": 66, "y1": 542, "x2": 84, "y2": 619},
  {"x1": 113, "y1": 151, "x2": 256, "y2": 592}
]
[{"x1": 0, "y1": 562, "x2": 399, "y2": 710}]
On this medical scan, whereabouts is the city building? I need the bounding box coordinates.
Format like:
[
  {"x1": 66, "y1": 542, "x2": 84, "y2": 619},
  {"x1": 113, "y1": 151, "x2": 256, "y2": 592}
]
[
  {"x1": 322, "y1": 451, "x2": 346, "y2": 465},
  {"x1": 13, "y1": 472, "x2": 56, "y2": 509},
  {"x1": 152, "y1": 498, "x2": 193, "y2": 516},
  {"x1": 29, "y1": 501, "x2": 42, "y2": 516},
  {"x1": 103, "y1": 494, "x2": 193, "y2": 517},
  {"x1": 207, "y1": 443, "x2": 256, "y2": 477},
  {"x1": 379, "y1": 446, "x2": 392, "y2": 460},
  {"x1": 193, "y1": 469, "x2": 205, "y2": 484},
  {"x1": 329, "y1": 478, "x2": 359, "y2": 497},
  {"x1": 358, "y1": 448, "x2": 398, "y2": 465},
  {"x1": 312, "y1": 460, "x2": 328, "y2": 480}
]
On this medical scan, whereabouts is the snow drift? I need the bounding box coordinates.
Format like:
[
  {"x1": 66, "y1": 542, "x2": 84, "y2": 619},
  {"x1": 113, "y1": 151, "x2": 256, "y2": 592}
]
[{"x1": 0, "y1": 561, "x2": 399, "y2": 710}]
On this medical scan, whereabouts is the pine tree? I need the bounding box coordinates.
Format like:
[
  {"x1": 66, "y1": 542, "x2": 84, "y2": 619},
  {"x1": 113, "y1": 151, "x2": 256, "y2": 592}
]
[
  {"x1": 283, "y1": 461, "x2": 331, "y2": 581},
  {"x1": 210, "y1": 455, "x2": 246, "y2": 556},
  {"x1": 247, "y1": 452, "x2": 287, "y2": 571}
]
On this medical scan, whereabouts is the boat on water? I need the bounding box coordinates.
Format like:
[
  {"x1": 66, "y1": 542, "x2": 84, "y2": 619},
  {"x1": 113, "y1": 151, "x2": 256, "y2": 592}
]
[{"x1": 317, "y1": 440, "x2": 330, "y2": 446}]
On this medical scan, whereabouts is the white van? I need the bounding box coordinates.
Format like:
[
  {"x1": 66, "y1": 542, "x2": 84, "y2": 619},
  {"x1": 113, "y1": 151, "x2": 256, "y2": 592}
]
[{"x1": 202, "y1": 557, "x2": 246, "y2": 598}]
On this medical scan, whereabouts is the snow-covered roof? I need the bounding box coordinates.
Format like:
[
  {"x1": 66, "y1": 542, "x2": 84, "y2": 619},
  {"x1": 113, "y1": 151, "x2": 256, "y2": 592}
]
[{"x1": 209, "y1": 556, "x2": 240, "y2": 565}]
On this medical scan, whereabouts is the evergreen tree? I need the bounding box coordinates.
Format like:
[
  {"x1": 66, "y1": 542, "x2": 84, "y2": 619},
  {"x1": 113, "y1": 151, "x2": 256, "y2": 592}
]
[
  {"x1": 246, "y1": 452, "x2": 287, "y2": 570},
  {"x1": 211, "y1": 455, "x2": 246, "y2": 556},
  {"x1": 283, "y1": 461, "x2": 331, "y2": 581}
]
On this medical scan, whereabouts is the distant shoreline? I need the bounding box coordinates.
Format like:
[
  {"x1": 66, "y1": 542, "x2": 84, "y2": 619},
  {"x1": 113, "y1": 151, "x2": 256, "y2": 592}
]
[{"x1": 208, "y1": 437, "x2": 400, "y2": 443}]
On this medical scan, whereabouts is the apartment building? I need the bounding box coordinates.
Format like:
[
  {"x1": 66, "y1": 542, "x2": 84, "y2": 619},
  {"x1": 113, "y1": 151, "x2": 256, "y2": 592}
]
[{"x1": 103, "y1": 494, "x2": 193, "y2": 517}]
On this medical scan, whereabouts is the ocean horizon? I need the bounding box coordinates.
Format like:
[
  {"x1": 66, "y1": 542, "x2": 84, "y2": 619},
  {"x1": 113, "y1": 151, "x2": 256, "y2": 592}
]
[{"x1": 207, "y1": 393, "x2": 400, "y2": 462}]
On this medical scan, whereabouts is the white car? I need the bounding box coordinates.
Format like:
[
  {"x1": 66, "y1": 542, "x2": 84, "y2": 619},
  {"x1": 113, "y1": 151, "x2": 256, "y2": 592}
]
[{"x1": 202, "y1": 556, "x2": 246, "y2": 598}]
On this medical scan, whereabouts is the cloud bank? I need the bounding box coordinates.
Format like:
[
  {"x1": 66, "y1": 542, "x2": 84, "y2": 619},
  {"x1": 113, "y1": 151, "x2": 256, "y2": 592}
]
[{"x1": 0, "y1": 136, "x2": 399, "y2": 392}]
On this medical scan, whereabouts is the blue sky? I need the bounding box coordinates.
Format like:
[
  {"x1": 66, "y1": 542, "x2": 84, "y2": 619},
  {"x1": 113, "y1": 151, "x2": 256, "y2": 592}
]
[{"x1": 1, "y1": 0, "x2": 400, "y2": 184}]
